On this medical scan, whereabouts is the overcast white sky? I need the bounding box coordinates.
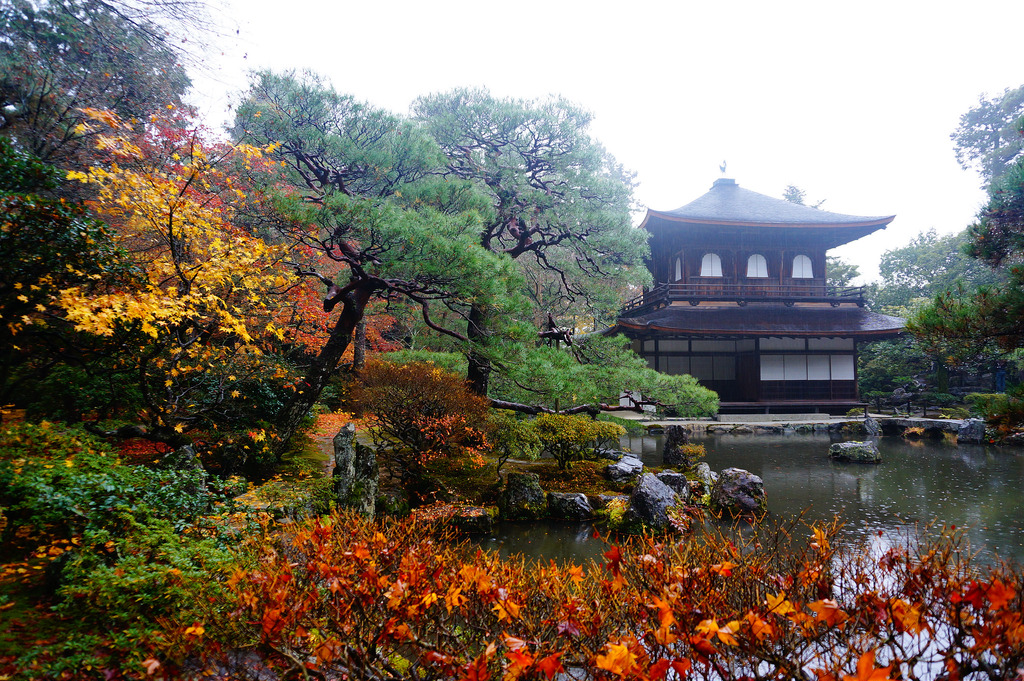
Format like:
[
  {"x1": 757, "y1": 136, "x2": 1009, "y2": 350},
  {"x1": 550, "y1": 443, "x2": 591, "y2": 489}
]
[{"x1": 193, "y1": 0, "x2": 1024, "y2": 282}]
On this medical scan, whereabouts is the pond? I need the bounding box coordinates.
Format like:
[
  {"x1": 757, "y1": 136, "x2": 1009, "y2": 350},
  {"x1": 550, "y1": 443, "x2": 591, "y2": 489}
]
[{"x1": 478, "y1": 432, "x2": 1024, "y2": 565}]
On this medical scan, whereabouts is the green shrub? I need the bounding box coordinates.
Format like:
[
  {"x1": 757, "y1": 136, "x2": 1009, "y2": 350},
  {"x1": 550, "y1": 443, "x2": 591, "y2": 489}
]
[
  {"x1": 940, "y1": 406, "x2": 971, "y2": 419},
  {"x1": 17, "y1": 515, "x2": 248, "y2": 678},
  {"x1": 55, "y1": 516, "x2": 238, "y2": 630},
  {"x1": 487, "y1": 410, "x2": 541, "y2": 475},
  {"x1": 0, "y1": 422, "x2": 235, "y2": 543},
  {"x1": 533, "y1": 413, "x2": 625, "y2": 470},
  {"x1": 966, "y1": 392, "x2": 1007, "y2": 418},
  {"x1": 966, "y1": 389, "x2": 1024, "y2": 436},
  {"x1": 592, "y1": 420, "x2": 627, "y2": 450},
  {"x1": 0, "y1": 422, "x2": 254, "y2": 677}
]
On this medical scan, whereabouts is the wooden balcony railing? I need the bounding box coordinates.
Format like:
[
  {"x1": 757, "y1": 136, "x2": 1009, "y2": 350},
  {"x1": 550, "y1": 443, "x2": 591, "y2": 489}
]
[{"x1": 620, "y1": 282, "x2": 866, "y2": 314}]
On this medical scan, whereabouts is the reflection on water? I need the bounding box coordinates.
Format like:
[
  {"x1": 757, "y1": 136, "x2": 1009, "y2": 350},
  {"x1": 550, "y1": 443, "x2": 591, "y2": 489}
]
[
  {"x1": 483, "y1": 432, "x2": 1024, "y2": 565},
  {"x1": 475, "y1": 521, "x2": 610, "y2": 564}
]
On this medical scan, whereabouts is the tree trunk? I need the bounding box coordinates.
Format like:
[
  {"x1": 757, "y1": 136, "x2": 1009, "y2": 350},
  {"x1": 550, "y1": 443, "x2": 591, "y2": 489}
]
[
  {"x1": 466, "y1": 302, "x2": 491, "y2": 396},
  {"x1": 353, "y1": 319, "x2": 367, "y2": 370},
  {"x1": 274, "y1": 280, "x2": 377, "y2": 456}
]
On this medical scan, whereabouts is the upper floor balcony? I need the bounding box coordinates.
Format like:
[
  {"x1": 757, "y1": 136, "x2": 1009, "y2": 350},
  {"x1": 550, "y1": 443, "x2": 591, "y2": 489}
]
[{"x1": 620, "y1": 281, "x2": 867, "y2": 315}]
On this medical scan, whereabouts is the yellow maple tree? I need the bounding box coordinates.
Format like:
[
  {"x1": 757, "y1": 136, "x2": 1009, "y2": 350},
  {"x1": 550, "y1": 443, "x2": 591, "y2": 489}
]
[{"x1": 56, "y1": 108, "x2": 297, "y2": 445}]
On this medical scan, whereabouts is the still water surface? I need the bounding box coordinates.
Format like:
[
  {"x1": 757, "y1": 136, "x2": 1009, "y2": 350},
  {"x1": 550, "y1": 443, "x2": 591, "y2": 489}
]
[{"x1": 478, "y1": 432, "x2": 1024, "y2": 565}]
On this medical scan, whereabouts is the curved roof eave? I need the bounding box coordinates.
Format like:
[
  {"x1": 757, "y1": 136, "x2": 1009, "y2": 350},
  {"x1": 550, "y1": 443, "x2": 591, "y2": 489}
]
[{"x1": 609, "y1": 306, "x2": 906, "y2": 338}]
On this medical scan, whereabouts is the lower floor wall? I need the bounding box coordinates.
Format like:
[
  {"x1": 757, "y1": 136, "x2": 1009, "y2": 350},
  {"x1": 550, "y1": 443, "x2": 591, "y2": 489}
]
[{"x1": 630, "y1": 334, "x2": 859, "y2": 404}]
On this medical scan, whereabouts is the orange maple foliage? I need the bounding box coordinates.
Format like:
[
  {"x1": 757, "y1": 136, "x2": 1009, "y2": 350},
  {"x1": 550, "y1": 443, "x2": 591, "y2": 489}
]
[
  {"x1": 129, "y1": 513, "x2": 1024, "y2": 681},
  {"x1": 842, "y1": 650, "x2": 894, "y2": 681}
]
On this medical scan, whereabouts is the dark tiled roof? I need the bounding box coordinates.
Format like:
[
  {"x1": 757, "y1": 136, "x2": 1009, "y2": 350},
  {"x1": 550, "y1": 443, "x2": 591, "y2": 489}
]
[
  {"x1": 644, "y1": 178, "x2": 894, "y2": 228},
  {"x1": 614, "y1": 305, "x2": 904, "y2": 338}
]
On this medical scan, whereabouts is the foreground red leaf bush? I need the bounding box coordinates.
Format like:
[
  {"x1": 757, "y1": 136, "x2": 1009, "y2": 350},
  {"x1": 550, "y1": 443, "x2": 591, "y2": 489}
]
[{"x1": 170, "y1": 513, "x2": 1024, "y2": 681}]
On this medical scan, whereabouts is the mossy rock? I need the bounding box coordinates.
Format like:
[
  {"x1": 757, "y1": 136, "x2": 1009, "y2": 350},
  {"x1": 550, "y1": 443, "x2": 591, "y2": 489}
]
[
  {"x1": 499, "y1": 471, "x2": 546, "y2": 520},
  {"x1": 828, "y1": 441, "x2": 881, "y2": 464},
  {"x1": 594, "y1": 497, "x2": 640, "y2": 532}
]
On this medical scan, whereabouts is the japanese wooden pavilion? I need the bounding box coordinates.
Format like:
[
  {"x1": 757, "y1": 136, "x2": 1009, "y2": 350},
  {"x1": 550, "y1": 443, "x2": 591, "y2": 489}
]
[{"x1": 612, "y1": 177, "x2": 904, "y2": 414}]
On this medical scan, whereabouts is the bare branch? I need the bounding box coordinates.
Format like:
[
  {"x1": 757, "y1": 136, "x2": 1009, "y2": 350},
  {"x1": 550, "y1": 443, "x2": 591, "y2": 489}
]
[{"x1": 407, "y1": 293, "x2": 468, "y2": 342}]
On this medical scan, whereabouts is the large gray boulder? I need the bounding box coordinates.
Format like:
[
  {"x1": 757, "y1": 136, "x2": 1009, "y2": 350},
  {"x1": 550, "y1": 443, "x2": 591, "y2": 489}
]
[
  {"x1": 606, "y1": 455, "x2": 644, "y2": 483},
  {"x1": 710, "y1": 467, "x2": 766, "y2": 516},
  {"x1": 662, "y1": 425, "x2": 693, "y2": 467},
  {"x1": 547, "y1": 492, "x2": 594, "y2": 520},
  {"x1": 499, "y1": 471, "x2": 546, "y2": 520},
  {"x1": 828, "y1": 440, "x2": 881, "y2": 464},
  {"x1": 958, "y1": 418, "x2": 987, "y2": 444},
  {"x1": 629, "y1": 473, "x2": 679, "y2": 530},
  {"x1": 655, "y1": 471, "x2": 690, "y2": 503},
  {"x1": 333, "y1": 423, "x2": 377, "y2": 516}
]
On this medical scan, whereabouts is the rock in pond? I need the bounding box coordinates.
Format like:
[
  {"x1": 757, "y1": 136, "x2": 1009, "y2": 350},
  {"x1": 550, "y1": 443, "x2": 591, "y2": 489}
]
[
  {"x1": 606, "y1": 455, "x2": 644, "y2": 483},
  {"x1": 499, "y1": 471, "x2": 546, "y2": 520},
  {"x1": 655, "y1": 471, "x2": 690, "y2": 502},
  {"x1": 629, "y1": 473, "x2": 679, "y2": 530},
  {"x1": 864, "y1": 417, "x2": 881, "y2": 436},
  {"x1": 662, "y1": 425, "x2": 692, "y2": 466},
  {"x1": 547, "y1": 492, "x2": 594, "y2": 520},
  {"x1": 958, "y1": 418, "x2": 987, "y2": 444},
  {"x1": 828, "y1": 440, "x2": 881, "y2": 464},
  {"x1": 710, "y1": 467, "x2": 766, "y2": 516}
]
